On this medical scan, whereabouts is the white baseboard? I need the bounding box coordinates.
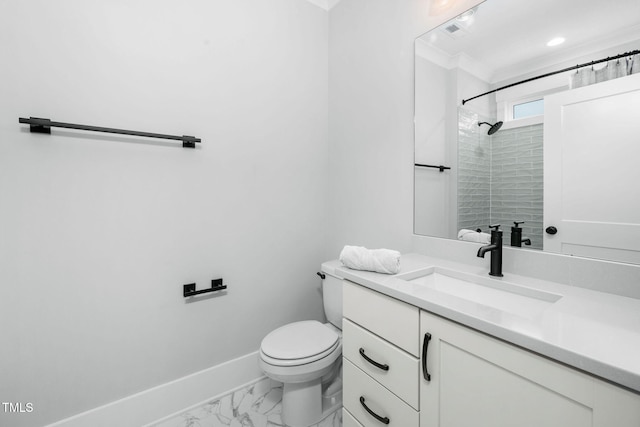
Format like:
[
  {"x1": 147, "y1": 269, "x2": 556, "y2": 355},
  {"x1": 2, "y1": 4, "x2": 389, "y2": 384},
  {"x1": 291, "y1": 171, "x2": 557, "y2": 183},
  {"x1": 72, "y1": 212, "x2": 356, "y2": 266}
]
[{"x1": 46, "y1": 352, "x2": 263, "y2": 427}]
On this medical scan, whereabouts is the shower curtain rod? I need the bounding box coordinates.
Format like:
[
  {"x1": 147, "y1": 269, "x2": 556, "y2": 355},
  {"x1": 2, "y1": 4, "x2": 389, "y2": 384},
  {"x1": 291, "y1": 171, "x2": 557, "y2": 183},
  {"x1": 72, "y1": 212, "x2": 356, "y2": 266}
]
[{"x1": 461, "y1": 49, "x2": 640, "y2": 106}]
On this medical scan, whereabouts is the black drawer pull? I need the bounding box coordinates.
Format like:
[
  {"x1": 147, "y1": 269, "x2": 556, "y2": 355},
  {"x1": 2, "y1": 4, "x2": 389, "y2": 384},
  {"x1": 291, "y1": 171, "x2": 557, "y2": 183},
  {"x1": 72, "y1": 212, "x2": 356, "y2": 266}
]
[
  {"x1": 359, "y1": 348, "x2": 389, "y2": 371},
  {"x1": 422, "y1": 332, "x2": 432, "y2": 381},
  {"x1": 360, "y1": 396, "x2": 390, "y2": 424}
]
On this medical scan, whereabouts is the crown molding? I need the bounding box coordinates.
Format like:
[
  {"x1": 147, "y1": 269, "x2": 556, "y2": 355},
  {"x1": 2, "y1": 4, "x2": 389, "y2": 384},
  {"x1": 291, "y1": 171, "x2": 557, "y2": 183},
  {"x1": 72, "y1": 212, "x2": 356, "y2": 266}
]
[
  {"x1": 305, "y1": 0, "x2": 342, "y2": 11},
  {"x1": 416, "y1": 38, "x2": 494, "y2": 83}
]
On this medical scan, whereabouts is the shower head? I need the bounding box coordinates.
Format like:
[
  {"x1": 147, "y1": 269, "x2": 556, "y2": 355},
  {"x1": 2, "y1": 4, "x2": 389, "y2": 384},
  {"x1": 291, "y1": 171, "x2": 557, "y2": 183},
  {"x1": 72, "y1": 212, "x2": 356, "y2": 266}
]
[{"x1": 478, "y1": 121, "x2": 503, "y2": 135}]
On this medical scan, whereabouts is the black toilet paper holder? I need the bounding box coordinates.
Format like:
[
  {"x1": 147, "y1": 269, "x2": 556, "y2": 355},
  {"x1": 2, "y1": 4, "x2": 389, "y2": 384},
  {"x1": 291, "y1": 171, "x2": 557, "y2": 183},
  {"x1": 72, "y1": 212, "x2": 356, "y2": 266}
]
[{"x1": 183, "y1": 279, "x2": 226, "y2": 297}]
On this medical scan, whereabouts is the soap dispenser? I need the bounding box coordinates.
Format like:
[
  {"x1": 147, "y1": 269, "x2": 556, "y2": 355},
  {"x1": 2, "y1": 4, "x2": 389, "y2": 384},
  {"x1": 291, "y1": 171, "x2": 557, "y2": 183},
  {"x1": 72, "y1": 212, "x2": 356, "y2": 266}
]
[{"x1": 510, "y1": 221, "x2": 531, "y2": 247}]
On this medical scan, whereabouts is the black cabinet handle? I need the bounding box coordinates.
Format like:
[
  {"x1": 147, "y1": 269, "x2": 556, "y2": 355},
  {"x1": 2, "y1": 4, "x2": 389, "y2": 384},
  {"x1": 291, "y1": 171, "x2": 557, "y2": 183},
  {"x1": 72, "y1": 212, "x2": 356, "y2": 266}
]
[
  {"x1": 359, "y1": 348, "x2": 389, "y2": 371},
  {"x1": 360, "y1": 396, "x2": 390, "y2": 424},
  {"x1": 545, "y1": 226, "x2": 558, "y2": 235},
  {"x1": 422, "y1": 332, "x2": 432, "y2": 381}
]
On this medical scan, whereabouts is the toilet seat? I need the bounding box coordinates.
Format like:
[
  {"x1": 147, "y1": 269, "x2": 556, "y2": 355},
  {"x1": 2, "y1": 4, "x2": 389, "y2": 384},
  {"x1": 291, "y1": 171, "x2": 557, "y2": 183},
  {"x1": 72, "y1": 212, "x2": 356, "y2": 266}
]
[
  {"x1": 260, "y1": 320, "x2": 340, "y2": 367},
  {"x1": 261, "y1": 340, "x2": 340, "y2": 367}
]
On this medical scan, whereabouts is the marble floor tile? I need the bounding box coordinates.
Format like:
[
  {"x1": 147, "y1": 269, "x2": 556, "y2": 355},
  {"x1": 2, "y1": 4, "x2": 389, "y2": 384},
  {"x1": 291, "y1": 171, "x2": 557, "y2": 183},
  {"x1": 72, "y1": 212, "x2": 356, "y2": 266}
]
[{"x1": 149, "y1": 377, "x2": 341, "y2": 427}]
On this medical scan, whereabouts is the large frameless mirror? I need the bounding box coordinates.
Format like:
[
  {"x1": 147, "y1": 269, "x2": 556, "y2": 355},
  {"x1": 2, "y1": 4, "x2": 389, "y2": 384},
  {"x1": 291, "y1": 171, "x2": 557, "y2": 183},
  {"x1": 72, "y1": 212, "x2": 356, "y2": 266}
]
[{"x1": 414, "y1": 0, "x2": 640, "y2": 264}]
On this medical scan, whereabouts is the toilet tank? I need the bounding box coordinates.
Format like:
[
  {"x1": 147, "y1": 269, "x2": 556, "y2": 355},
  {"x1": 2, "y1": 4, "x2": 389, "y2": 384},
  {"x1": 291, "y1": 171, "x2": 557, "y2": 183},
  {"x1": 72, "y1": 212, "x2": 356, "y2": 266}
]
[{"x1": 320, "y1": 261, "x2": 344, "y2": 329}]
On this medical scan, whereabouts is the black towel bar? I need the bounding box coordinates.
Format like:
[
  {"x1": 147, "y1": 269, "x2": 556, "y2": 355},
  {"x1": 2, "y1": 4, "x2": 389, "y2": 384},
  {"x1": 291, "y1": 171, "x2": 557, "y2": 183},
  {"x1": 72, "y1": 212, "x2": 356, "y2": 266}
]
[
  {"x1": 415, "y1": 163, "x2": 451, "y2": 172},
  {"x1": 19, "y1": 117, "x2": 201, "y2": 148}
]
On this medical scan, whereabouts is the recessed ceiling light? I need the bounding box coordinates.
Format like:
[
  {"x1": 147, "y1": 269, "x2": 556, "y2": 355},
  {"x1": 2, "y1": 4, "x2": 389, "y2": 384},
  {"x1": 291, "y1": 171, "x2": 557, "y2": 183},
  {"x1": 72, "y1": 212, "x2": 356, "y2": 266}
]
[
  {"x1": 456, "y1": 8, "x2": 476, "y2": 22},
  {"x1": 547, "y1": 37, "x2": 566, "y2": 47}
]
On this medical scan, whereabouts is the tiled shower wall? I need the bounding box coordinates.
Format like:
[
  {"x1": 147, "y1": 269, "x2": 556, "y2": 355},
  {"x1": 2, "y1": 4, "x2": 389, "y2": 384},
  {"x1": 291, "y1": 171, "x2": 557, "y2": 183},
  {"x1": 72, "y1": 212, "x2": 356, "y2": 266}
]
[
  {"x1": 458, "y1": 109, "x2": 543, "y2": 249},
  {"x1": 490, "y1": 124, "x2": 543, "y2": 250},
  {"x1": 458, "y1": 109, "x2": 491, "y2": 231}
]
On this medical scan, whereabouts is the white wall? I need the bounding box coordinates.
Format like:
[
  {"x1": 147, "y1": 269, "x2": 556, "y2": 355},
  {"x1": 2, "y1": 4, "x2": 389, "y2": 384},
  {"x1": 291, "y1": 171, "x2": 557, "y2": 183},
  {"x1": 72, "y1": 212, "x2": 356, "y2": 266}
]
[
  {"x1": 415, "y1": 57, "x2": 449, "y2": 166},
  {"x1": 327, "y1": 0, "x2": 416, "y2": 257},
  {"x1": 414, "y1": 57, "x2": 450, "y2": 237},
  {"x1": 0, "y1": 1, "x2": 327, "y2": 426},
  {"x1": 326, "y1": 0, "x2": 483, "y2": 257}
]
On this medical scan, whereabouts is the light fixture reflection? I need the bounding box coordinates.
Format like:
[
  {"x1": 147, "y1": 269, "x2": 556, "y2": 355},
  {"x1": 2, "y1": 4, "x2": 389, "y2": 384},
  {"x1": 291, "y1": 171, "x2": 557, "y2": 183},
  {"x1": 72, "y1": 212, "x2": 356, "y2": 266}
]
[
  {"x1": 456, "y1": 8, "x2": 476, "y2": 22},
  {"x1": 547, "y1": 37, "x2": 566, "y2": 47}
]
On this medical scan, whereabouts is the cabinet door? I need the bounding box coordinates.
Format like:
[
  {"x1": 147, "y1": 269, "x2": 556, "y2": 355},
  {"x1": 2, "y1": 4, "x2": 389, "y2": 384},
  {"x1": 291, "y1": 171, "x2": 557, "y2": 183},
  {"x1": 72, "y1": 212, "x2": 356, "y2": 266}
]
[
  {"x1": 593, "y1": 380, "x2": 640, "y2": 425},
  {"x1": 419, "y1": 310, "x2": 639, "y2": 427}
]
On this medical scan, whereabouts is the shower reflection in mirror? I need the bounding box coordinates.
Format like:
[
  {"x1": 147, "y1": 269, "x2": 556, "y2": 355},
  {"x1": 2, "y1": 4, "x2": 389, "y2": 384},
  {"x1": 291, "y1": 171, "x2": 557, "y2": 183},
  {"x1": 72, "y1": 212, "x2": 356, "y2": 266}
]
[
  {"x1": 571, "y1": 52, "x2": 640, "y2": 89},
  {"x1": 413, "y1": 0, "x2": 640, "y2": 264}
]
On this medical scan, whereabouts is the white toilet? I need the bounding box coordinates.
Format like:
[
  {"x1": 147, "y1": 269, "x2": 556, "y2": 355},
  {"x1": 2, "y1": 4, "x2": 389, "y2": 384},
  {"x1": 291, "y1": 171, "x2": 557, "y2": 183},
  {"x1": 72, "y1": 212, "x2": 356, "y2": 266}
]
[{"x1": 259, "y1": 261, "x2": 343, "y2": 427}]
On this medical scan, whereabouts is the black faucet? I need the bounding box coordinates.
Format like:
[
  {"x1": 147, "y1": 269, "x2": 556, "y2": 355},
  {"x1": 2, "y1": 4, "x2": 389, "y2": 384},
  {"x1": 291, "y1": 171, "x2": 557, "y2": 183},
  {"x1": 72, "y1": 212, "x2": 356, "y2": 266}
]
[
  {"x1": 477, "y1": 224, "x2": 503, "y2": 277},
  {"x1": 510, "y1": 221, "x2": 532, "y2": 247}
]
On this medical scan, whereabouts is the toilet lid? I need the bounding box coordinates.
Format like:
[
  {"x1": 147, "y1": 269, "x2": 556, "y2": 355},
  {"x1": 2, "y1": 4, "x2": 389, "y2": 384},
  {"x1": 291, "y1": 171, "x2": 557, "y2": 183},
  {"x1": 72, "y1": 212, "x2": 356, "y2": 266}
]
[{"x1": 261, "y1": 320, "x2": 339, "y2": 360}]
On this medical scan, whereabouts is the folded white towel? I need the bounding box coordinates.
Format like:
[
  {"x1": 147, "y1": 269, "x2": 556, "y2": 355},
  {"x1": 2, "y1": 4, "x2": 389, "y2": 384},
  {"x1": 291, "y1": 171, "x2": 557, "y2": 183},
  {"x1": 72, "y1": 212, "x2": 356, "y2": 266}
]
[
  {"x1": 339, "y1": 245, "x2": 401, "y2": 275},
  {"x1": 457, "y1": 229, "x2": 491, "y2": 244}
]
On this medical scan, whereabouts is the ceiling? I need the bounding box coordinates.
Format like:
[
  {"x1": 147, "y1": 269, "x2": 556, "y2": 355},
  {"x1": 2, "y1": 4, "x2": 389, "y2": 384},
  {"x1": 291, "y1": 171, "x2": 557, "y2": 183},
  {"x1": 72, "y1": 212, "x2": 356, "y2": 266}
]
[
  {"x1": 417, "y1": 0, "x2": 640, "y2": 83},
  {"x1": 305, "y1": 0, "x2": 342, "y2": 11}
]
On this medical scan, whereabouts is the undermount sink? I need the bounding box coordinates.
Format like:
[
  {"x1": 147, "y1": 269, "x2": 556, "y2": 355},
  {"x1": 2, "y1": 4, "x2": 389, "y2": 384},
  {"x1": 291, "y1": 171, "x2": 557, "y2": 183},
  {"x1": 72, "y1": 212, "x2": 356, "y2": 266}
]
[{"x1": 401, "y1": 267, "x2": 563, "y2": 319}]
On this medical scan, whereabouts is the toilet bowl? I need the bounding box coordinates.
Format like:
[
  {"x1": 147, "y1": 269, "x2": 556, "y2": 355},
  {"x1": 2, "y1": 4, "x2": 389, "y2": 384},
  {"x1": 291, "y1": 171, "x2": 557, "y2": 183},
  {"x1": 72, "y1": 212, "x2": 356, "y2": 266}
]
[
  {"x1": 260, "y1": 320, "x2": 342, "y2": 426},
  {"x1": 260, "y1": 320, "x2": 341, "y2": 382},
  {"x1": 258, "y1": 262, "x2": 343, "y2": 427}
]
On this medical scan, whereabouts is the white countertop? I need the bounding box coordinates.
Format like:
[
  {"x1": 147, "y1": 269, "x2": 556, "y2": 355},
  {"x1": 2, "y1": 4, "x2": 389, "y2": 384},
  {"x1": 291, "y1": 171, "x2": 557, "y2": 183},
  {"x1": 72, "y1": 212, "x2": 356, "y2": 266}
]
[{"x1": 333, "y1": 253, "x2": 640, "y2": 393}]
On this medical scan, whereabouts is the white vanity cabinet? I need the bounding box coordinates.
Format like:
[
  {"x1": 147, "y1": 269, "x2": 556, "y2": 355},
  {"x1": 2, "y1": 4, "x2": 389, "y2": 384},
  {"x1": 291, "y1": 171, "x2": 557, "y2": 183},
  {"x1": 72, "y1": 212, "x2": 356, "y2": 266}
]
[
  {"x1": 342, "y1": 280, "x2": 420, "y2": 426},
  {"x1": 341, "y1": 279, "x2": 640, "y2": 427},
  {"x1": 342, "y1": 408, "x2": 364, "y2": 427},
  {"x1": 420, "y1": 310, "x2": 640, "y2": 427}
]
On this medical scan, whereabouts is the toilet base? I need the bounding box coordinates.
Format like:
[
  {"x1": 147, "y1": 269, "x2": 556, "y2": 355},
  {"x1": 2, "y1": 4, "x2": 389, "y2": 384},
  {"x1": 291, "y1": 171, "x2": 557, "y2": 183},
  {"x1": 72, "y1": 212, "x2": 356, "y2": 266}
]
[
  {"x1": 282, "y1": 379, "x2": 322, "y2": 427},
  {"x1": 281, "y1": 376, "x2": 343, "y2": 427}
]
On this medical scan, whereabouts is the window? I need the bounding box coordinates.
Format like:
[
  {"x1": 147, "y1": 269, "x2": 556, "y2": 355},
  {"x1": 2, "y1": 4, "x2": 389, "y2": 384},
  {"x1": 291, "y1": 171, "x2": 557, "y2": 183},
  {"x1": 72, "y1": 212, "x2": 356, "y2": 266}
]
[
  {"x1": 513, "y1": 98, "x2": 544, "y2": 119},
  {"x1": 495, "y1": 74, "x2": 568, "y2": 126}
]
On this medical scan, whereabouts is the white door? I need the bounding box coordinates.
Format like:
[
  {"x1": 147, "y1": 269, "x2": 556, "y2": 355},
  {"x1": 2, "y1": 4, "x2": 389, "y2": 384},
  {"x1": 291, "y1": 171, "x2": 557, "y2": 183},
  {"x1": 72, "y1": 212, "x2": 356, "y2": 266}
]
[{"x1": 543, "y1": 73, "x2": 640, "y2": 263}]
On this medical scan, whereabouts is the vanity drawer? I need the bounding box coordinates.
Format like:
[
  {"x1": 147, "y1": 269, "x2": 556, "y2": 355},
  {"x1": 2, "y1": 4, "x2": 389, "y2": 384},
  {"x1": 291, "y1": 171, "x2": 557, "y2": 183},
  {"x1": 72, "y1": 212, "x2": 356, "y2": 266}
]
[
  {"x1": 343, "y1": 280, "x2": 420, "y2": 356},
  {"x1": 344, "y1": 358, "x2": 419, "y2": 427},
  {"x1": 343, "y1": 318, "x2": 419, "y2": 409},
  {"x1": 343, "y1": 408, "x2": 364, "y2": 427}
]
